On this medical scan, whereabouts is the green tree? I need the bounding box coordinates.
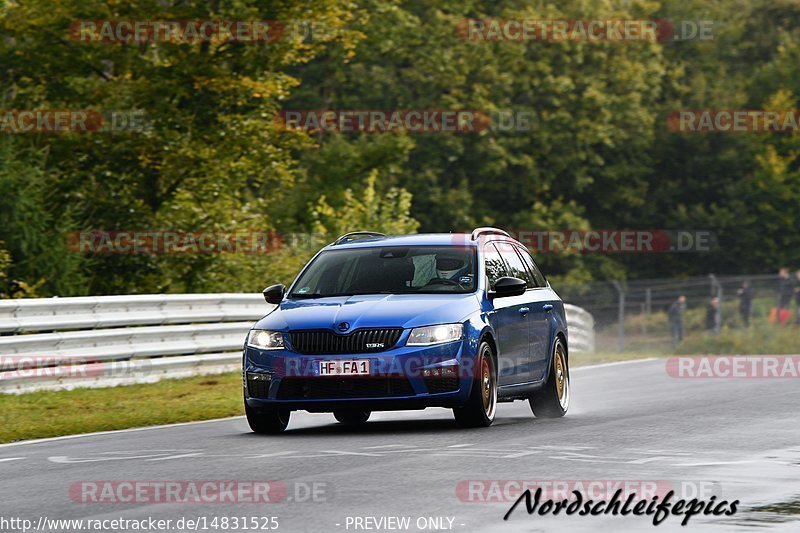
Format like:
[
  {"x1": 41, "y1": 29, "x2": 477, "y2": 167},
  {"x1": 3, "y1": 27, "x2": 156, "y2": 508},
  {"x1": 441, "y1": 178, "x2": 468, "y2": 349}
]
[
  {"x1": 288, "y1": 0, "x2": 667, "y2": 282},
  {"x1": 312, "y1": 169, "x2": 419, "y2": 239},
  {"x1": 0, "y1": 0, "x2": 364, "y2": 295}
]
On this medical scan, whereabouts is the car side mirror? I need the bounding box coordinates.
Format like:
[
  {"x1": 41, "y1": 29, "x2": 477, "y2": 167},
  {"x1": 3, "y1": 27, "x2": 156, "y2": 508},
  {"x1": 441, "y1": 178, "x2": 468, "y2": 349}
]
[
  {"x1": 489, "y1": 277, "x2": 527, "y2": 299},
  {"x1": 262, "y1": 284, "x2": 285, "y2": 304}
]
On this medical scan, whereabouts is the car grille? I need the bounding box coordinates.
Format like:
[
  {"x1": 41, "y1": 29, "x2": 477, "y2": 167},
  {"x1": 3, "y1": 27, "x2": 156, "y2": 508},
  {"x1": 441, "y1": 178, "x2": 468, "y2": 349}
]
[
  {"x1": 276, "y1": 376, "x2": 415, "y2": 400},
  {"x1": 288, "y1": 328, "x2": 403, "y2": 355},
  {"x1": 423, "y1": 376, "x2": 460, "y2": 394}
]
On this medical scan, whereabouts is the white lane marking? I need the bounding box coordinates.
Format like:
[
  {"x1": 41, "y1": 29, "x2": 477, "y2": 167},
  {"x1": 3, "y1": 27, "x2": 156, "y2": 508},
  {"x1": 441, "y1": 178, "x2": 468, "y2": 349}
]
[
  {"x1": 548, "y1": 451, "x2": 638, "y2": 464},
  {"x1": 448, "y1": 443, "x2": 473, "y2": 448},
  {"x1": 672, "y1": 460, "x2": 760, "y2": 467},
  {"x1": 531, "y1": 445, "x2": 595, "y2": 450},
  {"x1": 199, "y1": 451, "x2": 298, "y2": 459},
  {"x1": 48, "y1": 453, "x2": 186, "y2": 463},
  {"x1": 501, "y1": 450, "x2": 541, "y2": 459},
  {"x1": 0, "y1": 457, "x2": 25, "y2": 463},
  {"x1": 434, "y1": 451, "x2": 509, "y2": 457},
  {"x1": 635, "y1": 451, "x2": 694, "y2": 456},
  {"x1": 571, "y1": 358, "x2": 657, "y2": 371},
  {"x1": 319, "y1": 450, "x2": 383, "y2": 457},
  {"x1": 628, "y1": 456, "x2": 673, "y2": 464},
  {"x1": 431, "y1": 453, "x2": 507, "y2": 459},
  {"x1": 379, "y1": 448, "x2": 440, "y2": 454},
  {"x1": 101, "y1": 449, "x2": 200, "y2": 455},
  {"x1": 250, "y1": 451, "x2": 298, "y2": 458},
  {"x1": 146, "y1": 452, "x2": 204, "y2": 461}
]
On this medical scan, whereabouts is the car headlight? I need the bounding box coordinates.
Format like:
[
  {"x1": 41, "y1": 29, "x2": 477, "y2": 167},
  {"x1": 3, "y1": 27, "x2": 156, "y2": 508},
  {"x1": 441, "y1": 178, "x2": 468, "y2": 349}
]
[
  {"x1": 407, "y1": 323, "x2": 463, "y2": 346},
  {"x1": 247, "y1": 329, "x2": 285, "y2": 350}
]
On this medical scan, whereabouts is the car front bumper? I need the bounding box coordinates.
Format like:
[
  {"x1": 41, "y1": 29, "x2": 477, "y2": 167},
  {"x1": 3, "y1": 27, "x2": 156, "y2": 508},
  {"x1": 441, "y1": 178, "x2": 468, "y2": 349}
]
[{"x1": 243, "y1": 338, "x2": 475, "y2": 412}]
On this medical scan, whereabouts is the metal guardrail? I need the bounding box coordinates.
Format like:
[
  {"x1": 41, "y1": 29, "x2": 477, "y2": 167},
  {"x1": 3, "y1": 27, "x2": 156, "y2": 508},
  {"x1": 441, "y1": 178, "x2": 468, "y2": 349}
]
[
  {"x1": 0, "y1": 294, "x2": 271, "y2": 393},
  {"x1": 564, "y1": 303, "x2": 596, "y2": 354},
  {"x1": 0, "y1": 294, "x2": 594, "y2": 393}
]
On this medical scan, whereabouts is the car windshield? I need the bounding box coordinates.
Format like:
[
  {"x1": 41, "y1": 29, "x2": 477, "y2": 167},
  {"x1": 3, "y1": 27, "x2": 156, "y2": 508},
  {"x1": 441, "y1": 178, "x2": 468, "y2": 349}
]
[{"x1": 289, "y1": 246, "x2": 477, "y2": 297}]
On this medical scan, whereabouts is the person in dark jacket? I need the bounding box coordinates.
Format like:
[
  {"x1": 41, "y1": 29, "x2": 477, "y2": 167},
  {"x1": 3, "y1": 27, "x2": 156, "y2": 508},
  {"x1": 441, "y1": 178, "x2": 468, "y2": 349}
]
[
  {"x1": 737, "y1": 280, "x2": 755, "y2": 327},
  {"x1": 668, "y1": 295, "x2": 686, "y2": 347},
  {"x1": 795, "y1": 270, "x2": 800, "y2": 325},
  {"x1": 706, "y1": 297, "x2": 720, "y2": 333}
]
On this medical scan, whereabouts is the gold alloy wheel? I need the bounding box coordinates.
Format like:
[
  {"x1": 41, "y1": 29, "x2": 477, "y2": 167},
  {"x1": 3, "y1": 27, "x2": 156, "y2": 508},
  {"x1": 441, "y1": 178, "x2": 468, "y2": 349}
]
[
  {"x1": 480, "y1": 348, "x2": 497, "y2": 419},
  {"x1": 554, "y1": 342, "x2": 569, "y2": 409}
]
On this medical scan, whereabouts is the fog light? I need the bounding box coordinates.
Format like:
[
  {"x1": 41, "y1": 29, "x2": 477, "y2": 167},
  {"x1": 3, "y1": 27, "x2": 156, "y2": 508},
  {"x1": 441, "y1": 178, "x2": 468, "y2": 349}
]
[
  {"x1": 246, "y1": 372, "x2": 272, "y2": 399},
  {"x1": 422, "y1": 366, "x2": 458, "y2": 378}
]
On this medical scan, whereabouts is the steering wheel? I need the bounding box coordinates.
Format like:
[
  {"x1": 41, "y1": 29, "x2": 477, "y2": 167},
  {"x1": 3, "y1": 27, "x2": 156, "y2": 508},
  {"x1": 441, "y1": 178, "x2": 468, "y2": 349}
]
[{"x1": 424, "y1": 278, "x2": 463, "y2": 289}]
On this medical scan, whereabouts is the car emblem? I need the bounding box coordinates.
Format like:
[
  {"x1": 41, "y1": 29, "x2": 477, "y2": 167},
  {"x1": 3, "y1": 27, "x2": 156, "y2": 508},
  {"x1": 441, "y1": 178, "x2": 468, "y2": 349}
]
[{"x1": 337, "y1": 322, "x2": 350, "y2": 332}]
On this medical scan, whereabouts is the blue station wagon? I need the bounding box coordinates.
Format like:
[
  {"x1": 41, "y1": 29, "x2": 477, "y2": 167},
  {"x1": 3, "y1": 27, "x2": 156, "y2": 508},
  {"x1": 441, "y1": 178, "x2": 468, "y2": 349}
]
[{"x1": 243, "y1": 228, "x2": 570, "y2": 433}]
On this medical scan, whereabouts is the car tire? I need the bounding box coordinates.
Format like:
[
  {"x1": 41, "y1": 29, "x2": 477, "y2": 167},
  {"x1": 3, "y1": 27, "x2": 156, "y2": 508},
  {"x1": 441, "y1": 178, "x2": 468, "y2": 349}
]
[
  {"x1": 333, "y1": 410, "x2": 371, "y2": 425},
  {"x1": 529, "y1": 336, "x2": 569, "y2": 418},
  {"x1": 453, "y1": 341, "x2": 497, "y2": 428},
  {"x1": 245, "y1": 397, "x2": 291, "y2": 434}
]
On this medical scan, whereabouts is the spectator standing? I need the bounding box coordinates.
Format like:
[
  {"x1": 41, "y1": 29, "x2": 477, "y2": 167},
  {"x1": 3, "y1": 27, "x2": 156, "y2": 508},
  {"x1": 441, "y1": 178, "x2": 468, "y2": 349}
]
[
  {"x1": 706, "y1": 297, "x2": 720, "y2": 333},
  {"x1": 668, "y1": 295, "x2": 686, "y2": 347},
  {"x1": 737, "y1": 280, "x2": 755, "y2": 327},
  {"x1": 795, "y1": 270, "x2": 800, "y2": 325},
  {"x1": 774, "y1": 268, "x2": 793, "y2": 325}
]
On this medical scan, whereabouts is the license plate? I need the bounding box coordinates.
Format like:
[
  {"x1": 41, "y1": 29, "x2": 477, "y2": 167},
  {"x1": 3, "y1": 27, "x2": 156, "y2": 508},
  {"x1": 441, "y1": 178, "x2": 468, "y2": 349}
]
[{"x1": 318, "y1": 359, "x2": 370, "y2": 376}]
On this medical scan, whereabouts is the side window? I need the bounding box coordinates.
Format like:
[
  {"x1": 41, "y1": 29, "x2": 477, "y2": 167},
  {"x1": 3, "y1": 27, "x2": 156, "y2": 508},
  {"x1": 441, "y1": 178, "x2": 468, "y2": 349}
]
[
  {"x1": 483, "y1": 243, "x2": 508, "y2": 289},
  {"x1": 498, "y1": 242, "x2": 533, "y2": 288},
  {"x1": 516, "y1": 246, "x2": 546, "y2": 287}
]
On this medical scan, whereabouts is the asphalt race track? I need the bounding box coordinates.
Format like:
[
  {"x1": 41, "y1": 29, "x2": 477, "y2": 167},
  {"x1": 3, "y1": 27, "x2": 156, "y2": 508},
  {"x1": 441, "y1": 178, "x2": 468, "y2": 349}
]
[{"x1": 2, "y1": 358, "x2": 799, "y2": 533}]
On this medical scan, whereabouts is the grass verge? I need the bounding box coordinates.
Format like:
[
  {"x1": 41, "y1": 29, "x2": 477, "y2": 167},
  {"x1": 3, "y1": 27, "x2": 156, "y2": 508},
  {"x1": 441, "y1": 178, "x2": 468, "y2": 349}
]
[{"x1": 0, "y1": 372, "x2": 243, "y2": 444}]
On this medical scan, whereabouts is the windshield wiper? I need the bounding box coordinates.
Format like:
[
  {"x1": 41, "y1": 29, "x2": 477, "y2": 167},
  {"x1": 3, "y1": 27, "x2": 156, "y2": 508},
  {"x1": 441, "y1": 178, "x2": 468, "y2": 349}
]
[
  {"x1": 290, "y1": 292, "x2": 354, "y2": 299},
  {"x1": 291, "y1": 291, "x2": 405, "y2": 298}
]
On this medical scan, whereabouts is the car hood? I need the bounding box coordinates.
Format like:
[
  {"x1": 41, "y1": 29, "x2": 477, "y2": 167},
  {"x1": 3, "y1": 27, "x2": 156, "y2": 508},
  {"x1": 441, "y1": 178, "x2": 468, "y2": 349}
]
[{"x1": 254, "y1": 293, "x2": 480, "y2": 331}]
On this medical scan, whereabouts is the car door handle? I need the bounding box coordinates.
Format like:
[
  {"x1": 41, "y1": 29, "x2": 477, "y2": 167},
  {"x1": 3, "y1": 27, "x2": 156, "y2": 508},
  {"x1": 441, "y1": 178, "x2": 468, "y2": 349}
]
[
  {"x1": 519, "y1": 307, "x2": 530, "y2": 315},
  {"x1": 542, "y1": 304, "x2": 554, "y2": 311}
]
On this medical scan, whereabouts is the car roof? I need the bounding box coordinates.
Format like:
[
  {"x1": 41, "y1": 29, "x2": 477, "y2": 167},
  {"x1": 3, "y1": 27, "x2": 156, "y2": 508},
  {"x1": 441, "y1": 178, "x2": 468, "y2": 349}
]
[{"x1": 323, "y1": 233, "x2": 522, "y2": 250}]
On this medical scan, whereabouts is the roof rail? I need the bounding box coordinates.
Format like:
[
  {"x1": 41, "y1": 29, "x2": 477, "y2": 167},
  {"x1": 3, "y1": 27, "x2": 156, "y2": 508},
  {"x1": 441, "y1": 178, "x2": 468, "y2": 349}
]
[
  {"x1": 471, "y1": 227, "x2": 510, "y2": 241},
  {"x1": 333, "y1": 231, "x2": 387, "y2": 245}
]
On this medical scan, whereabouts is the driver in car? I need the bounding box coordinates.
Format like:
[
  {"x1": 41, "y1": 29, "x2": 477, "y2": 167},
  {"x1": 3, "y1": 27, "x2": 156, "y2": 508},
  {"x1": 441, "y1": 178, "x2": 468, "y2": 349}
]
[{"x1": 435, "y1": 255, "x2": 472, "y2": 286}]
